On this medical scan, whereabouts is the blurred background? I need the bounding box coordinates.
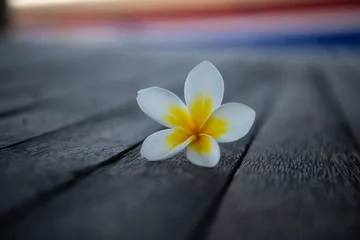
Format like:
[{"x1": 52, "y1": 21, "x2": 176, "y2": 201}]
[
  {"x1": 1, "y1": 0, "x2": 360, "y2": 47},
  {"x1": 1, "y1": 2, "x2": 360, "y2": 239}
]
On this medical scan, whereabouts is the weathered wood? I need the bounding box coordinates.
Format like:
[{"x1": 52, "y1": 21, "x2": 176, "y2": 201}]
[
  {"x1": 205, "y1": 65, "x2": 360, "y2": 240},
  {"x1": 0, "y1": 49, "x2": 178, "y2": 92},
  {"x1": 0, "y1": 58, "x2": 212, "y2": 213},
  {"x1": 0, "y1": 59, "x2": 261, "y2": 215},
  {"x1": 326, "y1": 65, "x2": 360, "y2": 146},
  {"x1": 0, "y1": 57, "x2": 202, "y2": 148},
  {"x1": 0, "y1": 43, "x2": 102, "y2": 70},
  {"x1": 0, "y1": 50, "x2": 165, "y2": 112},
  {"x1": 0, "y1": 54, "x2": 165, "y2": 116},
  {"x1": 0, "y1": 103, "x2": 159, "y2": 216},
  {"x1": 0, "y1": 50, "x2": 104, "y2": 92},
  {"x1": 1, "y1": 63, "x2": 280, "y2": 239}
]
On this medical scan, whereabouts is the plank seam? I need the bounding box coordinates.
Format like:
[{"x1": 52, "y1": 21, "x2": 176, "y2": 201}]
[
  {"x1": 0, "y1": 103, "x2": 42, "y2": 119},
  {"x1": 0, "y1": 60, "x2": 177, "y2": 119},
  {"x1": 0, "y1": 98, "x2": 136, "y2": 150},
  {"x1": 186, "y1": 78, "x2": 283, "y2": 240},
  {"x1": 311, "y1": 66, "x2": 360, "y2": 196},
  {"x1": 0, "y1": 139, "x2": 147, "y2": 229},
  {"x1": 0, "y1": 48, "x2": 122, "y2": 72},
  {"x1": 0, "y1": 60, "x2": 186, "y2": 150},
  {"x1": 311, "y1": 66, "x2": 360, "y2": 151}
]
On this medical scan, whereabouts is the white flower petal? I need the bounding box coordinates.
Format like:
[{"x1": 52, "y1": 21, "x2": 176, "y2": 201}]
[
  {"x1": 184, "y1": 61, "x2": 224, "y2": 108},
  {"x1": 141, "y1": 129, "x2": 195, "y2": 161},
  {"x1": 137, "y1": 87, "x2": 195, "y2": 131},
  {"x1": 186, "y1": 134, "x2": 220, "y2": 168},
  {"x1": 184, "y1": 61, "x2": 224, "y2": 129},
  {"x1": 202, "y1": 102, "x2": 255, "y2": 143}
]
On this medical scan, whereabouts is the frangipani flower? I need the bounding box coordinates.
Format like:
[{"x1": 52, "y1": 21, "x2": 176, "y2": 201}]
[{"x1": 136, "y1": 61, "x2": 255, "y2": 168}]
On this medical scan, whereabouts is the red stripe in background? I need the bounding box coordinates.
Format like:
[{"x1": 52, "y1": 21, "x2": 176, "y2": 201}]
[
  {"x1": 16, "y1": 0, "x2": 360, "y2": 22},
  {"x1": 70, "y1": 0, "x2": 360, "y2": 22},
  {"x1": 138, "y1": 8, "x2": 360, "y2": 30},
  {"x1": 13, "y1": 0, "x2": 360, "y2": 31},
  {"x1": 56, "y1": 7, "x2": 360, "y2": 35}
]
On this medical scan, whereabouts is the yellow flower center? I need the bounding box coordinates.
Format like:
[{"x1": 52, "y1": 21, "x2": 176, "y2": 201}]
[{"x1": 164, "y1": 93, "x2": 229, "y2": 153}]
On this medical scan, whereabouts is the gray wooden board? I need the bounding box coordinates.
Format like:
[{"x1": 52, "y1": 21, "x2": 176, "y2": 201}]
[
  {"x1": 0, "y1": 53, "x2": 170, "y2": 119},
  {"x1": 0, "y1": 103, "x2": 159, "y2": 216},
  {"x1": 1, "y1": 62, "x2": 281, "y2": 239},
  {"x1": 0, "y1": 55, "x2": 252, "y2": 148},
  {"x1": 0, "y1": 52, "x2": 124, "y2": 107},
  {"x1": 326, "y1": 65, "x2": 360, "y2": 146},
  {"x1": 0, "y1": 47, "x2": 103, "y2": 90},
  {"x1": 0, "y1": 59, "x2": 262, "y2": 216},
  {"x1": 0, "y1": 41, "x2": 113, "y2": 70},
  {"x1": 205, "y1": 65, "x2": 360, "y2": 240},
  {"x1": 0, "y1": 57, "x2": 205, "y2": 148},
  {"x1": 0, "y1": 58, "x2": 202, "y2": 214},
  {"x1": 0, "y1": 50, "x2": 175, "y2": 113}
]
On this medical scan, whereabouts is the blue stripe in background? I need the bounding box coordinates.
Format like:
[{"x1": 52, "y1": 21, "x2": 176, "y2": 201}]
[
  {"x1": 151, "y1": 29, "x2": 360, "y2": 49},
  {"x1": 204, "y1": 30, "x2": 360, "y2": 48}
]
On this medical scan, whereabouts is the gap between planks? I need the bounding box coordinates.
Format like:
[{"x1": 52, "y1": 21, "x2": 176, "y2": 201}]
[
  {"x1": 0, "y1": 61, "x2": 249, "y2": 225},
  {"x1": 0, "y1": 139, "x2": 145, "y2": 228},
  {"x1": 311, "y1": 66, "x2": 360, "y2": 154},
  {"x1": 186, "y1": 68, "x2": 283, "y2": 240},
  {"x1": 0, "y1": 61, "x2": 281, "y2": 240},
  {"x1": 0, "y1": 59, "x2": 195, "y2": 149}
]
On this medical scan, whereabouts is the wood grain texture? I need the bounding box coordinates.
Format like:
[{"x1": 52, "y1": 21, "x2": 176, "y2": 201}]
[
  {"x1": 0, "y1": 57, "x2": 209, "y2": 213},
  {"x1": 0, "y1": 56, "x2": 203, "y2": 148},
  {"x1": 326, "y1": 64, "x2": 360, "y2": 146},
  {"x1": 0, "y1": 58, "x2": 258, "y2": 216},
  {"x1": 0, "y1": 53, "x2": 175, "y2": 144},
  {"x1": 1, "y1": 63, "x2": 281, "y2": 240},
  {"x1": 0, "y1": 104, "x2": 159, "y2": 216},
  {"x1": 0, "y1": 50, "x2": 178, "y2": 112},
  {"x1": 0, "y1": 42, "x2": 101, "y2": 70},
  {"x1": 206, "y1": 65, "x2": 360, "y2": 240}
]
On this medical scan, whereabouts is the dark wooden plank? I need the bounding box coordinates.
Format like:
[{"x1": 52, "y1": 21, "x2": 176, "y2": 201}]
[
  {"x1": 0, "y1": 57, "x2": 203, "y2": 148},
  {"x1": 0, "y1": 102, "x2": 159, "y2": 216},
  {"x1": 1, "y1": 62, "x2": 281, "y2": 240},
  {"x1": 0, "y1": 50, "x2": 103, "y2": 91},
  {"x1": 205, "y1": 65, "x2": 360, "y2": 240},
  {"x1": 0, "y1": 42, "x2": 103, "y2": 70},
  {"x1": 0, "y1": 51, "x2": 167, "y2": 113},
  {"x1": 0, "y1": 48, "x2": 161, "y2": 91},
  {"x1": 326, "y1": 64, "x2": 360, "y2": 146},
  {"x1": 0, "y1": 58, "x2": 253, "y2": 215}
]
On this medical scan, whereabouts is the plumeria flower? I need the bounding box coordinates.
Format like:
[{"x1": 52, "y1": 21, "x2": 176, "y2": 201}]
[{"x1": 136, "y1": 61, "x2": 255, "y2": 168}]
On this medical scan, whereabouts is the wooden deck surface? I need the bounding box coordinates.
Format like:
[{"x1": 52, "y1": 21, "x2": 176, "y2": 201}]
[{"x1": 0, "y1": 39, "x2": 360, "y2": 240}]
